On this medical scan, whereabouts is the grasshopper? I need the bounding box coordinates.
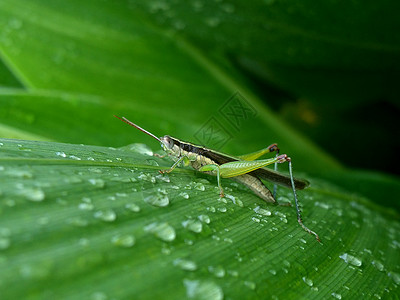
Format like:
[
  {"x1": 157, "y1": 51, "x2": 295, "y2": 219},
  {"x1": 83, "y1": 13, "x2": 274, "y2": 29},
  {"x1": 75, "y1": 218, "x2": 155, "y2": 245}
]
[{"x1": 115, "y1": 116, "x2": 320, "y2": 242}]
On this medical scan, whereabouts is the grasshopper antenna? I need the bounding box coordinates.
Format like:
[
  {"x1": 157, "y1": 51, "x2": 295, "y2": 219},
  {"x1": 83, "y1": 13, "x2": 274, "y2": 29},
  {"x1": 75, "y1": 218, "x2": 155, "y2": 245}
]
[
  {"x1": 287, "y1": 158, "x2": 321, "y2": 243},
  {"x1": 114, "y1": 115, "x2": 162, "y2": 143}
]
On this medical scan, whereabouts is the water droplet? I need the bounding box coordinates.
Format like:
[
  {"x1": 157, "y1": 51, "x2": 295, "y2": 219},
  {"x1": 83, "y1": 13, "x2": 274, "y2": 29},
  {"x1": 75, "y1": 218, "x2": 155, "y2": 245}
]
[
  {"x1": 111, "y1": 234, "x2": 135, "y2": 248},
  {"x1": 183, "y1": 279, "x2": 223, "y2": 300},
  {"x1": 173, "y1": 20, "x2": 186, "y2": 30},
  {"x1": 180, "y1": 192, "x2": 190, "y2": 199},
  {"x1": 252, "y1": 217, "x2": 260, "y2": 223},
  {"x1": 144, "y1": 190, "x2": 169, "y2": 207},
  {"x1": 228, "y1": 270, "x2": 239, "y2": 277},
  {"x1": 138, "y1": 173, "x2": 156, "y2": 183},
  {"x1": 88, "y1": 168, "x2": 102, "y2": 174},
  {"x1": 208, "y1": 265, "x2": 225, "y2": 278},
  {"x1": 146, "y1": 159, "x2": 159, "y2": 166},
  {"x1": 205, "y1": 17, "x2": 220, "y2": 27},
  {"x1": 339, "y1": 253, "x2": 362, "y2": 267},
  {"x1": 79, "y1": 202, "x2": 94, "y2": 211},
  {"x1": 182, "y1": 219, "x2": 203, "y2": 233},
  {"x1": 225, "y1": 194, "x2": 243, "y2": 207},
  {"x1": 127, "y1": 143, "x2": 153, "y2": 156},
  {"x1": 218, "y1": 207, "x2": 227, "y2": 213},
  {"x1": 207, "y1": 206, "x2": 216, "y2": 213},
  {"x1": 372, "y1": 260, "x2": 385, "y2": 272},
  {"x1": 173, "y1": 258, "x2": 197, "y2": 271},
  {"x1": 331, "y1": 292, "x2": 342, "y2": 299},
  {"x1": 0, "y1": 237, "x2": 11, "y2": 250},
  {"x1": 69, "y1": 155, "x2": 81, "y2": 160},
  {"x1": 244, "y1": 281, "x2": 256, "y2": 290},
  {"x1": 198, "y1": 215, "x2": 210, "y2": 224},
  {"x1": 125, "y1": 203, "x2": 141, "y2": 212},
  {"x1": 388, "y1": 272, "x2": 400, "y2": 285},
  {"x1": 69, "y1": 217, "x2": 89, "y2": 227},
  {"x1": 19, "y1": 187, "x2": 45, "y2": 202},
  {"x1": 269, "y1": 269, "x2": 277, "y2": 275},
  {"x1": 221, "y1": 3, "x2": 235, "y2": 13},
  {"x1": 254, "y1": 206, "x2": 271, "y2": 216},
  {"x1": 193, "y1": 182, "x2": 205, "y2": 191},
  {"x1": 302, "y1": 276, "x2": 313, "y2": 287},
  {"x1": 156, "y1": 174, "x2": 170, "y2": 183},
  {"x1": 145, "y1": 222, "x2": 176, "y2": 242},
  {"x1": 88, "y1": 178, "x2": 105, "y2": 188},
  {"x1": 94, "y1": 209, "x2": 116, "y2": 222},
  {"x1": 8, "y1": 169, "x2": 33, "y2": 179},
  {"x1": 90, "y1": 291, "x2": 108, "y2": 300}
]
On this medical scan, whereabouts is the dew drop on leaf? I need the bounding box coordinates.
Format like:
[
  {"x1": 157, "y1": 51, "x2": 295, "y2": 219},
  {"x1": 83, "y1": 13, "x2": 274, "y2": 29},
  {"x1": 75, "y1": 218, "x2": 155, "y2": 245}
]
[
  {"x1": 182, "y1": 219, "x2": 203, "y2": 233},
  {"x1": 244, "y1": 281, "x2": 256, "y2": 290},
  {"x1": 55, "y1": 151, "x2": 67, "y2": 158},
  {"x1": 331, "y1": 292, "x2": 342, "y2": 299},
  {"x1": 125, "y1": 203, "x2": 141, "y2": 212},
  {"x1": 339, "y1": 253, "x2": 362, "y2": 267},
  {"x1": 173, "y1": 258, "x2": 197, "y2": 271},
  {"x1": 94, "y1": 209, "x2": 116, "y2": 222},
  {"x1": 198, "y1": 214, "x2": 210, "y2": 224},
  {"x1": 88, "y1": 178, "x2": 105, "y2": 188},
  {"x1": 208, "y1": 265, "x2": 225, "y2": 278},
  {"x1": 19, "y1": 187, "x2": 45, "y2": 202},
  {"x1": 388, "y1": 272, "x2": 400, "y2": 285},
  {"x1": 183, "y1": 279, "x2": 223, "y2": 300},
  {"x1": 253, "y1": 206, "x2": 271, "y2": 216},
  {"x1": 111, "y1": 234, "x2": 135, "y2": 248},
  {"x1": 144, "y1": 190, "x2": 169, "y2": 207},
  {"x1": 0, "y1": 237, "x2": 11, "y2": 250},
  {"x1": 302, "y1": 276, "x2": 313, "y2": 287},
  {"x1": 145, "y1": 222, "x2": 176, "y2": 242}
]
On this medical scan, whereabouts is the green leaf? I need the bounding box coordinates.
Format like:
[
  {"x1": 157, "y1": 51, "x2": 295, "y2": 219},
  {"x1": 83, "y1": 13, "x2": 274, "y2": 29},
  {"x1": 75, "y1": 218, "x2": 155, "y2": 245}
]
[
  {"x1": 1, "y1": 138, "x2": 399, "y2": 299},
  {"x1": 0, "y1": 0, "x2": 340, "y2": 173}
]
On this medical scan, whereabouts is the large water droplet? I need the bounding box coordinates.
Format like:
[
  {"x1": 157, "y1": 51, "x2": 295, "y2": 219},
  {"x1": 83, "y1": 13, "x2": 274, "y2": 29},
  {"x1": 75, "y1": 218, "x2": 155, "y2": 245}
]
[
  {"x1": 302, "y1": 276, "x2": 313, "y2": 287},
  {"x1": 19, "y1": 187, "x2": 45, "y2": 202},
  {"x1": 180, "y1": 192, "x2": 190, "y2": 199},
  {"x1": 388, "y1": 272, "x2": 400, "y2": 285},
  {"x1": 254, "y1": 206, "x2": 271, "y2": 216},
  {"x1": 94, "y1": 209, "x2": 116, "y2": 222},
  {"x1": 125, "y1": 203, "x2": 141, "y2": 212},
  {"x1": 339, "y1": 253, "x2": 362, "y2": 267},
  {"x1": 145, "y1": 222, "x2": 176, "y2": 242},
  {"x1": 208, "y1": 265, "x2": 225, "y2": 278},
  {"x1": 111, "y1": 234, "x2": 135, "y2": 248},
  {"x1": 88, "y1": 178, "x2": 105, "y2": 188},
  {"x1": 183, "y1": 279, "x2": 223, "y2": 300},
  {"x1": 126, "y1": 143, "x2": 153, "y2": 156},
  {"x1": 173, "y1": 258, "x2": 197, "y2": 271},
  {"x1": 198, "y1": 215, "x2": 210, "y2": 224},
  {"x1": 144, "y1": 190, "x2": 169, "y2": 207},
  {"x1": 56, "y1": 151, "x2": 67, "y2": 158},
  {"x1": 0, "y1": 237, "x2": 11, "y2": 250},
  {"x1": 331, "y1": 292, "x2": 342, "y2": 299},
  {"x1": 182, "y1": 219, "x2": 203, "y2": 233},
  {"x1": 372, "y1": 260, "x2": 385, "y2": 272},
  {"x1": 244, "y1": 281, "x2": 256, "y2": 290}
]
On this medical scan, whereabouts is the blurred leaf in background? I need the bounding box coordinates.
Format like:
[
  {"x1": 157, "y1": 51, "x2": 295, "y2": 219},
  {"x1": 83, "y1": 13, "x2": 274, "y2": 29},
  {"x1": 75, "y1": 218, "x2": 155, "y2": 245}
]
[{"x1": 0, "y1": 0, "x2": 400, "y2": 299}]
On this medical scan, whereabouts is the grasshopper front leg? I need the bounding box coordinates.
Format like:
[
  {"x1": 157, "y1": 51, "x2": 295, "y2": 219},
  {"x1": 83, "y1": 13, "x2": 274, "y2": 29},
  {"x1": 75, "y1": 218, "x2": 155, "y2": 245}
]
[{"x1": 159, "y1": 155, "x2": 188, "y2": 174}]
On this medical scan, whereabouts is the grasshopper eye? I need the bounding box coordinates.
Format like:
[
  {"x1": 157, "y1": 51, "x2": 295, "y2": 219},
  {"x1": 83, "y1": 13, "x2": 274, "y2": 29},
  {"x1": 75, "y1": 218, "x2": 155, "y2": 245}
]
[{"x1": 161, "y1": 136, "x2": 174, "y2": 150}]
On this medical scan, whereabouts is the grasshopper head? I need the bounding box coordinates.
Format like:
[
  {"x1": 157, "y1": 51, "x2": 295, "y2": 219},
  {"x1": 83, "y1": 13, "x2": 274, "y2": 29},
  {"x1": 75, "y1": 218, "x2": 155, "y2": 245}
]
[{"x1": 160, "y1": 135, "x2": 175, "y2": 152}]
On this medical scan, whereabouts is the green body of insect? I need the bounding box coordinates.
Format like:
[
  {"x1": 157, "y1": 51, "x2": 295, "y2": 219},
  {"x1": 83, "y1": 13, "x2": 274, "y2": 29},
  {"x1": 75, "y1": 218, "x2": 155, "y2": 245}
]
[{"x1": 115, "y1": 116, "x2": 320, "y2": 242}]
